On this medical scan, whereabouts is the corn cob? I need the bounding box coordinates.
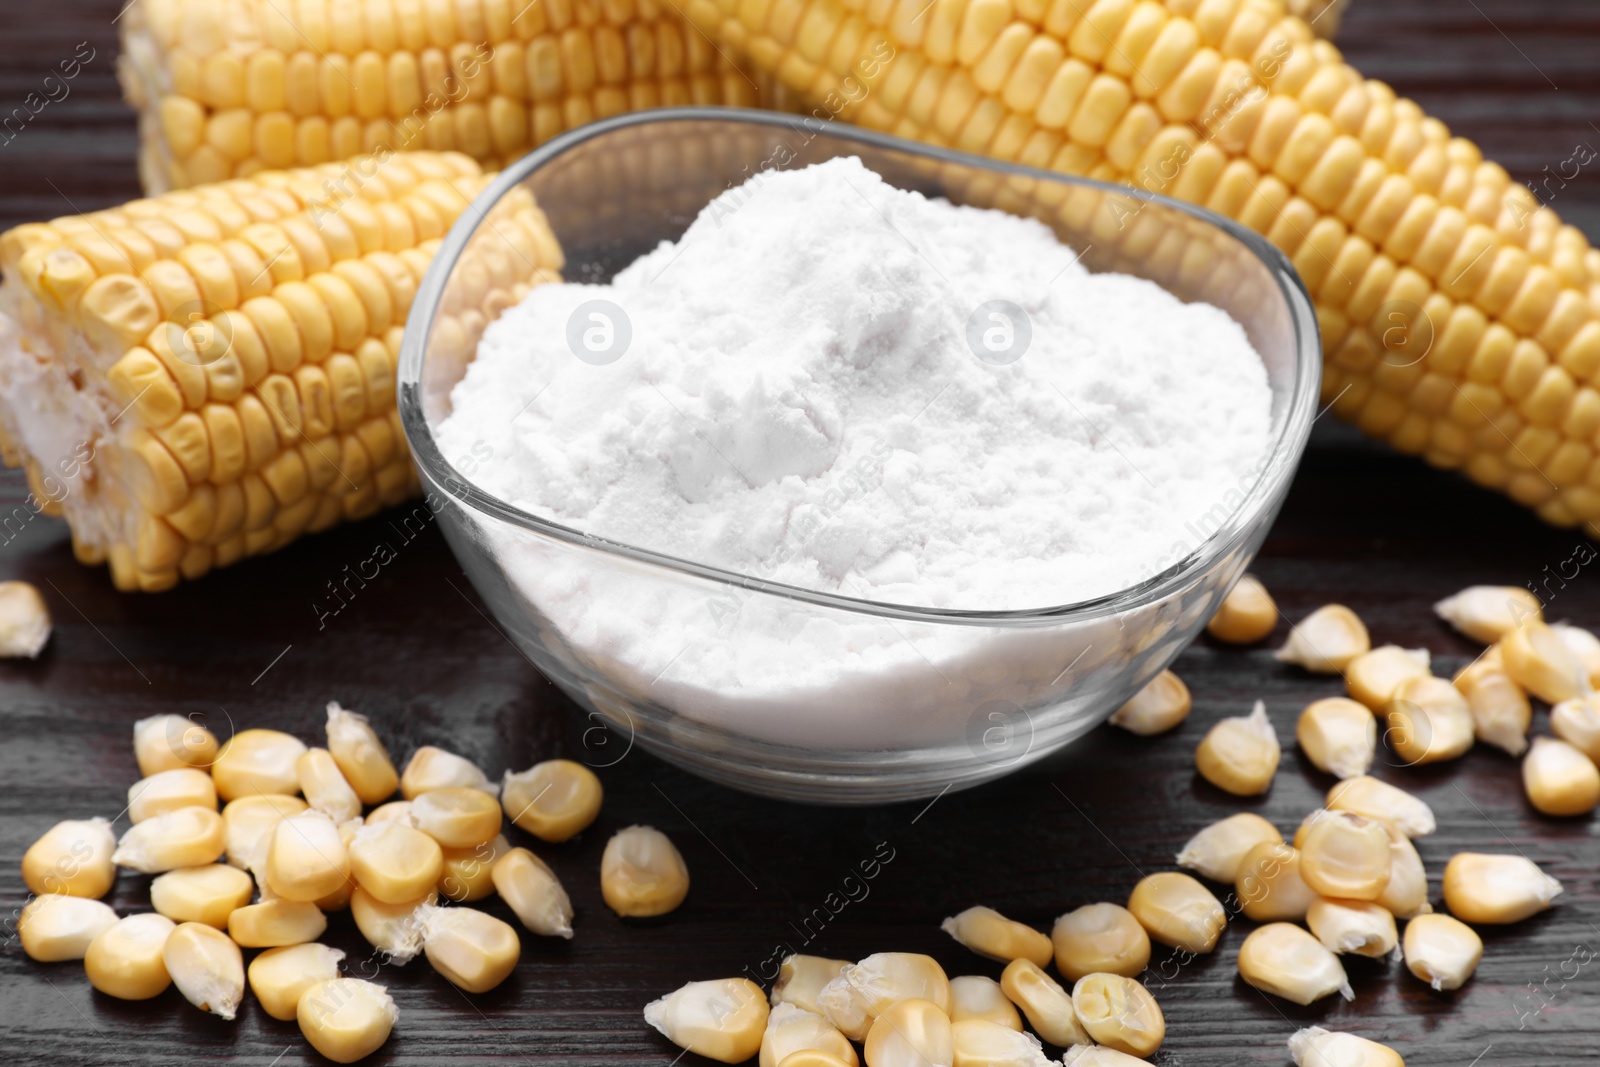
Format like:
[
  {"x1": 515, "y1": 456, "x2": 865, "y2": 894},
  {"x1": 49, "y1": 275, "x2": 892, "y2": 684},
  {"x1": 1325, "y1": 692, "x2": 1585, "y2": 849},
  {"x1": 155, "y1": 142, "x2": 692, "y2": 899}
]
[
  {"x1": 117, "y1": 0, "x2": 799, "y2": 194},
  {"x1": 682, "y1": 0, "x2": 1600, "y2": 534},
  {"x1": 0, "y1": 151, "x2": 562, "y2": 590}
]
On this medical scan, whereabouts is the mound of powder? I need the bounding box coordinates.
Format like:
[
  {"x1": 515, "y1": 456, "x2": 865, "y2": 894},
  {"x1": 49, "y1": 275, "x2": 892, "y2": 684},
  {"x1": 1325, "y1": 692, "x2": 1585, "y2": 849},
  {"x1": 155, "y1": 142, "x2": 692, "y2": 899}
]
[{"x1": 437, "y1": 156, "x2": 1272, "y2": 611}]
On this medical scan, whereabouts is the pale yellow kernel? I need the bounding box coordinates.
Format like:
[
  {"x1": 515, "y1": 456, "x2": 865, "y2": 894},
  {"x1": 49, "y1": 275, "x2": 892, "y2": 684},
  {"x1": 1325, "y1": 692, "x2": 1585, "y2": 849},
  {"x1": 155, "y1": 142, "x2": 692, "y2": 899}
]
[{"x1": 1206, "y1": 573, "x2": 1277, "y2": 644}]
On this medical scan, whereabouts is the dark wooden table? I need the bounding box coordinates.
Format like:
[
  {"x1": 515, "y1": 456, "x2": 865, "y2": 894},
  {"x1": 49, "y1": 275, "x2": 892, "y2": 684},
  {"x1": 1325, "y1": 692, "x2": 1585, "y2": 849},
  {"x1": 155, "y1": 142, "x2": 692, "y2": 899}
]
[{"x1": 3, "y1": 2, "x2": 1599, "y2": 1064}]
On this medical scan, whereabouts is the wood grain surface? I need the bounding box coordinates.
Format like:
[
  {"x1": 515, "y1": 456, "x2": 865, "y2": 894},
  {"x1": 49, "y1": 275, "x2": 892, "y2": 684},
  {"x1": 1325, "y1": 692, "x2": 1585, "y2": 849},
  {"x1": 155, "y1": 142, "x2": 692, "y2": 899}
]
[{"x1": 2, "y1": 2, "x2": 1600, "y2": 1065}]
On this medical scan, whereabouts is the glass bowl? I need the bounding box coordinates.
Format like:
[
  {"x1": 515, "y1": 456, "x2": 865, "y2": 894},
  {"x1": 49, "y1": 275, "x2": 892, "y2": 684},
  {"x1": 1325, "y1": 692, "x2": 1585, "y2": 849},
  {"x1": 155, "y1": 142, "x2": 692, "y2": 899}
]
[{"x1": 397, "y1": 108, "x2": 1320, "y2": 804}]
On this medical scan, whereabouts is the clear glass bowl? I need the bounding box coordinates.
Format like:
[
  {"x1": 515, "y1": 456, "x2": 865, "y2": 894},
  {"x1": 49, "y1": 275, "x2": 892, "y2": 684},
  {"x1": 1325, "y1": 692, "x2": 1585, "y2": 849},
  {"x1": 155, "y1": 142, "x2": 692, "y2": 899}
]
[{"x1": 397, "y1": 108, "x2": 1320, "y2": 804}]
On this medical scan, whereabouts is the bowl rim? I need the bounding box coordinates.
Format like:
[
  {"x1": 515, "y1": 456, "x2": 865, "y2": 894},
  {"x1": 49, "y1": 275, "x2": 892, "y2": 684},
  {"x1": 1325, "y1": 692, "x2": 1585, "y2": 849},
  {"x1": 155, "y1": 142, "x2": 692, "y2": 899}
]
[{"x1": 398, "y1": 106, "x2": 1322, "y2": 626}]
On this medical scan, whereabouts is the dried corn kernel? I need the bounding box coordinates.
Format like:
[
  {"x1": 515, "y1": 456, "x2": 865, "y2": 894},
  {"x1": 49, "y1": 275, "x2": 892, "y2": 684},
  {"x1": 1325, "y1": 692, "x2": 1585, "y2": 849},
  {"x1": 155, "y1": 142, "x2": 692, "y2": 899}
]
[
  {"x1": 1195, "y1": 701, "x2": 1279, "y2": 795},
  {"x1": 1127, "y1": 872, "x2": 1226, "y2": 952},
  {"x1": 779, "y1": 1054, "x2": 854, "y2": 1067},
  {"x1": 502, "y1": 759, "x2": 603, "y2": 842},
  {"x1": 248, "y1": 942, "x2": 346, "y2": 1021},
  {"x1": 1236, "y1": 841, "x2": 1319, "y2": 923},
  {"x1": 18, "y1": 894, "x2": 118, "y2": 962},
  {"x1": 85, "y1": 912, "x2": 176, "y2": 1000},
  {"x1": 228, "y1": 898, "x2": 327, "y2": 948},
  {"x1": 1403, "y1": 914, "x2": 1482, "y2": 990},
  {"x1": 298, "y1": 977, "x2": 398, "y2": 1064},
  {"x1": 1501, "y1": 620, "x2": 1592, "y2": 704},
  {"x1": 1454, "y1": 659, "x2": 1532, "y2": 756},
  {"x1": 264, "y1": 811, "x2": 351, "y2": 902},
  {"x1": 1376, "y1": 824, "x2": 1433, "y2": 920},
  {"x1": 1071, "y1": 973, "x2": 1163, "y2": 1058},
  {"x1": 1327, "y1": 776, "x2": 1437, "y2": 837},
  {"x1": 1050, "y1": 903, "x2": 1152, "y2": 983},
  {"x1": 772, "y1": 955, "x2": 850, "y2": 1015},
  {"x1": 1553, "y1": 624, "x2": 1600, "y2": 686},
  {"x1": 113, "y1": 806, "x2": 225, "y2": 873},
  {"x1": 1237, "y1": 923, "x2": 1353, "y2": 1005},
  {"x1": 344, "y1": 820, "x2": 442, "y2": 904},
  {"x1": 350, "y1": 887, "x2": 434, "y2": 963},
  {"x1": 325, "y1": 702, "x2": 399, "y2": 805},
  {"x1": 948, "y1": 975, "x2": 1020, "y2": 1030},
  {"x1": 1276, "y1": 605, "x2": 1370, "y2": 673},
  {"x1": 601, "y1": 825, "x2": 690, "y2": 918},
  {"x1": 999, "y1": 959, "x2": 1089, "y2": 1048},
  {"x1": 761, "y1": 1003, "x2": 858, "y2": 1067},
  {"x1": 399, "y1": 745, "x2": 498, "y2": 799},
  {"x1": 1433, "y1": 585, "x2": 1542, "y2": 643},
  {"x1": 864, "y1": 998, "x2": 954, "y2": 1067},
  {"x1": 212, "y1": 728, "x2": 308, "y2": 801},
  {"x1": 646, "y1": 978, "x2": 771, "y2": 1064},
  {"x1": 439, "y1": 834, "x2": 509, "y2": 903},
  {"x1": 1386, "y1": 676, "x2": 1476, "y2": 765},
  {"x1": 1443, "y1": 852, "x2": 1563, "y2": 923},
  {"x1": 1523, "y1": 736, "x2": 1600, "y2": 816},
  {"x1": 1298, "y1": 810, "x2": 1392, "y2": 901},
  {"x1": 1062, "y1": 1047, "x2": 1150, "y2": 1067},
  {"x1": 1552, "y1": 696, "x2": 1600, "y2": 761},
  {"x1": 1306, "y1": 899, "x2": 1399, "y2": 958},
  {"x1": 1297, "y1": 698, "x2": 1377, "y2": 779},
  {"x1": 421, "y1": 905, "x2": 520, "y2": 993},
  {"x1": 1108, "y1": 671, "x2": 1190, "y2": 735},
  {"x1": 492, "y1": 847, "x2": 574, "y2": 939},
  {"x1": 150, "y1": 864, "x2": 253, "y2": 928},
  {"x1": 410, "y1": 787, "x2": 502, "y2": 849},
  {"x1": 1176, "y1": 813, "x2": 1283, "y2": 883},
  {"x1": 297, "y1": 747, "x2": 362, "y2": 823},
  {"x1": 366, "y1": 801, "x2": 414, "y2": 824},
  {"x1": 1345, "y1": 646, "x2": 1431, "y2": 710},
  {"x1": 1288, "y1": 1028, "x2": 1404, "y2": 1067},
  {"x1": 950, "y1": 1018, "x2": 1050, "y2": 1067},
  {"x1": 164, "y1": 921, "x2": 245, "y2": 1020},
  {"x1": 221, "y1": 793, "x2": 306, "y2": 868},
  {"x1": 819, "y1": 953, "x2": 952, "y2": 1041},
  {"x1": 127, "y1": 767, "x2": 216, "y2": 823},
  {"x1": 1207, "y1": 574, "x2": 1277, "y2": 644},
  {"x1": 134, "y1": 713, "x2": 219, "y2": 775},
  {"x1": 22, "y1": 817, "x2": 116, "y2": 897},
  {"x1": 941, "y1": 906, "x2": 1052, "y2": 966},
  {"x1": 0, "y1": 581, "x2": 50, "y2": 656}
]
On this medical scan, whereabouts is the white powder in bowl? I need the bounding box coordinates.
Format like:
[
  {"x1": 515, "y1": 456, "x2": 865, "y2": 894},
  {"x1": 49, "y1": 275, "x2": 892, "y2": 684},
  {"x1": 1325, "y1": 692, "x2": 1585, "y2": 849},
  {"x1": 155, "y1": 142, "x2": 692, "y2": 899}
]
[{"x1": 437, "y1": 157, "x2": 1271, "y2": 611}]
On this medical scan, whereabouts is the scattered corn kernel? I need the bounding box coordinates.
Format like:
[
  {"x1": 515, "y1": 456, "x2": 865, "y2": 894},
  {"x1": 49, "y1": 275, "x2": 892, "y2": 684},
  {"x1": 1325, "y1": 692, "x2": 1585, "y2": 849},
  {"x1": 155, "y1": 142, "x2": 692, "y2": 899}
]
[
  {"x1": 1501, "y1": 620, "x2": 1592, "y2": 704},
  {"x1": 601, "y1": 825, "x2": 690, "y2": 918},
  {"x1": 1443, "y1": 852, "x2": 1563, "y2": 923},
  {"x1": 1207, "y1": 574, "x2": 1277, "y2": 644},
  {"x1": 1062, "y1": 1047, "x2": 1151, "y2": 1067},
  {"x1": 1522, "y1": 736, "x2": 1600, "y2": 816},
  {"x1": 163, "y1": 921, "x2": 245, "y2": 1020},
  {"x1": 1453, "y1": 659, "x2": 1532, "y2": 756},
  {"x1": 212, "y1": 729, "x2": 308, "y2": 801},
  {"x1": 1050, "y1": 903, "x2": 1152, "y2": 982},
  {"x1": 950, "y1": 1018, "x2": 1050, "y2": 1067},
  {"x1": 1195, "y1": 701, "x2": 1279, "y2": 795},
  {"x1": 760, "y1": 1003, "x2": 859, "y2": 1067},
  {"x1": 345, "y1": 820, "x2": 443, "y2": 904},
  {"x1": 948, "y1": 975, "x2": 1021, "y2": 1030},
  {"x1": 1108, "y1": 671, "x2": 1191, "y2": 736},
  {"x1": 941, "y1": 906, "x2": 1052, "y2": 967},
  {"x1": 325, "y1": 702, "x2": 399, "y2": 805},
  {"x1": 1433, "y1": 585, "x2": 1542, "y2": 643},
  {"x1": 22, "y1": 817, "x2": 116, "y2": 897},
  {"x1": 1127, "y1": 872, "x2": 1226, "y2": 953},
  {"x1": 998, "y1": 959, "x2": 1089, "y2": 1047},
  {"x1": 1553, "y1": 623, "x2": 1600, "y2": 686},
  {"x1": 421, "y1": 905, "x2": 520, "y2": 993},
  {"x1": 1298, "y1": 811, "x2": 1392, "y2": 901},
  {"x1": 248, "y1": 942, "x2": 346, "y2": 1021},
  {"x1": 263, "y1": 811, "x2": 351, "y2": 902},
  {"x1": 1403, "y1": 914, "x2": 1482, "y2": 991},
  {"x1": 1376, "y1": 825, "x2": 1433, "y2": 920},
  {"x1": 502, "y1": 759, "x2": 604, "y2": 842},
  {"x1": 350, "y1": 887, "x2": 434, "y2": 963},
  {"x1": 221, "y1": 793, "x2": 307, "y2": 867},
  {"x1": 778, "y1": 1054, "x2": 855, "y2": 1067},
  {"x1": 439, "y1": 834, "x2": 509, "y2": 903},
  {"x1": 366, "y1": 800, "x2": 415, "y2": 825},
  {"x1": 127, "y1": 767, "x2": 217, "y2": 823},
  {"x1": 1071, "y1": 973, "x2": 1164, "y2": 1058},
  {"x1": 1176, "y1": 813, "x2": 1283, "y2": 883},
  {"x1": 864, "y1": 998, "x2": 953, "y2": 1067},
  {"x1": 772, "y1": 955, "x2": 850, "y2": 1015},
  {"x1": 296, "y1": 747, "x2": 362, "y2": 823},
  {"x1": 1288, "y1": 1027, "x2": 1404, "y2": 1067},
  {"x1": 228, "y1": 898, "x2": 328, "y2": 948},
  {"x1": 1306, "y1": 899, "x2": 1399, "y2": 958},
  {"x1": 409, "y1": 787, "x2": 503, "y2": 849},
  {"x1": 1237, "y1": 923, "x2": 1353, "y2": 1005},
  {"x1": 1276, "y1": 605, "x2": 1370, "y2": 673},
  {"x1": 18, "y1": 894, "x2": 118, "y2": 961},
  {"x1": 399, "y1": 745, "x2": 498, "y2": 799},
  {"x1": 84, "y1": 912, "x2": 176, "y2": 1000},
  {"x1": 298, "y1": 977, "x2": 398, "y2": 1063},
  {"x1": 1296, "y1": 698, "x2": 1377, "y2": 779},
  {"x1": 1345, "y1": 646, "x2": 1432, "y2": 710},
  {"x1": 1553, "y1": 696, "x2": 1600, "y2": 763},
  {"x1": 113, "y1": 806, "x2": 225, "y2": 873},
  {"x1": 150, "y1": 864, "x2": 253, "y2": 928},
  {"x1": 645, "y1": 977, "x2": 769, "y2": 1064},
  {"x1": 819, "y1": 953, "x2": 952, "y2": 1041},
  {"x1": 133, "y1": 713, "x2": 219, "y2": 775},
  {"x1": 1385, "y1": 676, "x2": 1476, "y2": 765},
  {"x1": 1236, "y1": 841, "x2": 1319, "y2": 922},
  {"x1": 1326, "y1": 776, "x2": 1437, "y2": 837},
  {"x1": 0, "y1": 580, "x2": 50, "y2": 657},
  {"x1": 492, "y1": 847, "x2": 574, "y2": 939}
]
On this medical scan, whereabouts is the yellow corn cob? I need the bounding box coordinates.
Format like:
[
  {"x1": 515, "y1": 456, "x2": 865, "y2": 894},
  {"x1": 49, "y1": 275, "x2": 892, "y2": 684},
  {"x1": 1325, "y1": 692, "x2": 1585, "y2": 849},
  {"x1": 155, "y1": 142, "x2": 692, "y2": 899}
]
[
  {"x1": 118, "y1": 0, "x2": 798, "y2": 194},
  {"x1": 0, "y1": 151, "x2": 562, "y2": 590},
  {"x1": 682, "y1": 0, "x2": 1600, "y2": 534}
]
